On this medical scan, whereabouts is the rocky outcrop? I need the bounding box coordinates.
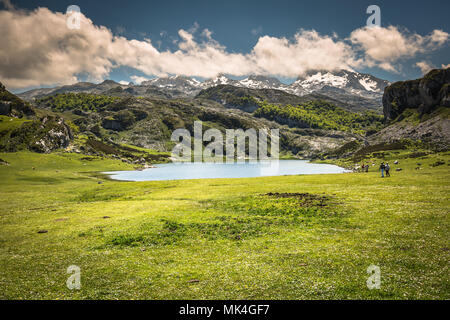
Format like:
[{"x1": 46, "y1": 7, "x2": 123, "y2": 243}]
[
  {"x1": 383, "y1": 68, "x2": 450, "y2": 121},
  {"x1": 369, "y1": 114, "x2": 450, "y2": 150},
  {"x1": 0, "y1": 82, "x2": 35, "y2": 117},
  {"x1": 102, "y1": 110, "x2": 136, "y2": 131},
  {"x1": 30, "y1": 116, "x2": 73, "y2": 153},
  {"x1": 369, "y1": 68, "x2": 450, "y2": 150},
  {"x1": 0, "y1": 101, "x2": 12, "y2": 115},
  {"x1": 1, "y1": 116, "x2": 73, "y2": 153}
]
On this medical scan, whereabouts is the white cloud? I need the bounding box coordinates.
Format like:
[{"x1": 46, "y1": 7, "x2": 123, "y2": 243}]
[
  {"x1": 429, "y1": 29, "x2": 449, "y2": 46},
  {"x1": 0, "y1": 6, "x2": 449, "y2": 90},
  {"x1": 251, "y1": 30, "x2": 360, "y2": 77},
  {"x1": 415, "y1": 61, "x2": 434, "y2": 74},
  {"x1": 442, "y1": 63, "x2": 450, "y2": 69},
  {"x1": 350, "y1": 26, "x2": 449, "y2": 72},
  {"x1": 0, "y1": 8, "x2": 118, "y2": 88},
  {"x1": 130, "y1": 75, "x2": 149, "y2": 84},
  {"x1": 119, "y1": 80, "x2": 129, "y2": 85}
]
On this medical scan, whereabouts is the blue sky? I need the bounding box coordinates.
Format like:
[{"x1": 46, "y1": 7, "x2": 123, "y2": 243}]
[{"x1": 2, "y1": 0, "x2": 450, "y2": 90}]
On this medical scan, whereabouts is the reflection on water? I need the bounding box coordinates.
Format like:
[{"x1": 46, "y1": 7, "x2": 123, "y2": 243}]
[{"x1": 104, "y1": 160, "x2": 349, "y2": 181}]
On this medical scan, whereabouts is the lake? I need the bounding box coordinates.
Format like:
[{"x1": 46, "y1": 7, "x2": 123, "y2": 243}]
[{"x1": 104, "y1": 160, "x2": 349, "y2": 181}]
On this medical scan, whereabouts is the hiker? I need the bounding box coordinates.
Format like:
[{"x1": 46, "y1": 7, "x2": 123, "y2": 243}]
[
  {"x1": 385, "y1": 162, "x2": 390, "y2": 177},
  {"x1": 361, "y1": 162, "x2": 365, "y2": 172},
  {"x1": 379, "y1": 162, "x2": 385, "y2": 178},
  {"x1": 365, "y1": 164, "x2": 369, "y2": 172}
]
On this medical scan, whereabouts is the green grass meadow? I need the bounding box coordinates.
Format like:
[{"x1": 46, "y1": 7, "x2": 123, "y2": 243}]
[{"x1": 0, "y1": 150, "x2": 449, "y2": 299}]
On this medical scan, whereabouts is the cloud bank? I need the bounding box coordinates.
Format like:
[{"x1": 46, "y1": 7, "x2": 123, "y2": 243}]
[{"x1": 0, "y1": 6, "x2": 448, "y2": 89}]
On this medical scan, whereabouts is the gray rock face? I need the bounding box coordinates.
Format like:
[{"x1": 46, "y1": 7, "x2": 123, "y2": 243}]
[
  {"x1": 0, "y1": 101, "x2": 12, "y2": 115},
  {"x1": 383, "y1": 68, "x2": 450, "y2": 121},
  {"x1": 1, "y1": 115, "x2": 73, "y2": 153},
  {"x1": 0, "y1": 81, "x2": 35, "y2": 117},
  {"x1": 370, "y1": 114, "x2": 450, "y2": 150},
  {"x1": 30, "y1": 116, "x2": 73, "y2": 153}
]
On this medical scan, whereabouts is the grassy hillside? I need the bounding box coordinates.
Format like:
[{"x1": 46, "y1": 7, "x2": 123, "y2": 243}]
[
  {"x1": 0, "y1": 150, "x2": 448, "y2": 299},
  {"x1": 29, "y1": 92, "x2": 363, "y2": 158},
  {"x1": 36, "y1": 93, "x2": 122, "y2": 113},
  {"x1": 254, "y1": 101, "x2": 384, "y2": 135}
]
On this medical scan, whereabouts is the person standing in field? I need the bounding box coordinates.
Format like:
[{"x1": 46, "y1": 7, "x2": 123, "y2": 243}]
[
  {"x1": 385, "y1": 162, "x2": 390, "y2": 177},
  {"x1": 379, "y1": 162, "x2": 385, "y2": 178}
]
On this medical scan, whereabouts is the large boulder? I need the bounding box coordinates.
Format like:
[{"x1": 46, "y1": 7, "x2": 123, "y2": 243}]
[{"x1": 383, "y1": 68, "x2": 450, "y2": 121}]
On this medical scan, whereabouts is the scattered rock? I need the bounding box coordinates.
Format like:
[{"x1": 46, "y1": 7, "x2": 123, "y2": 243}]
[
  {"x1": 103, "y1": 216, "x2": 111, "y2": 219},
  {"x1": 37, "y1": 230, "x2": 48, "y2": 234},
  {"x1": 299, "y1": 263, "x2": 308, "y2": 266},
  {"x1": 187, "y1": 279, "x2": 200, "y2": 283},
  {"x1": 394, "y1": 160, "x2": 399, "y2": 164},
  {"x1": 98, "y1": 181, "x2": 103, "y2": 184},
  {"x1": 54, "y1": 218, "x2": 68, "y2": 222},
  {"x1": 396, "y1": 168, "x2": 402, "y2": 171},
  {"x1": 430, "y1": 160, "x2": 445, "y2": 167}
]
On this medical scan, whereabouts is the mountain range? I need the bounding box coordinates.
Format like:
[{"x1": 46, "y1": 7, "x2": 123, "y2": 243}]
[
  {"x1": 2, "y1": 68, "x2": 449, "y2": 161},
  {"x1": 18, "y1": 70, "x2": 389, "y2": 112}
]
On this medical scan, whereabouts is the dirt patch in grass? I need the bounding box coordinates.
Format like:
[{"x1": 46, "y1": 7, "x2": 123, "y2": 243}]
[
  {"x1": 263, "y1": 192, "x2": 330, "y2": 207},
  {"x1": 219, "y1": 192, "x2": 342, "y2": 218}
]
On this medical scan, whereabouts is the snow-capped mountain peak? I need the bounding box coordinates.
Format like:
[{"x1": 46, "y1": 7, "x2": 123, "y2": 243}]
[
  {"x1": 292, "y1": 71, "x2": 348, "y2": 92},
  {"x1": 291, "y1": 69, "x2": 389, "y2": 98},
  {"x1": 238, "y1": 75, "x2": 285, "y2": 89},
  {"x1": 202, "y1": 74, "x2": 237, "y2": 87}
]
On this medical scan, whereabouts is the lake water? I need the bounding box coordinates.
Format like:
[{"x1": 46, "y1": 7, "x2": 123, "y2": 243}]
[{"x1": 104, "y1": 160, "x2": 349, "y2": 181}]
